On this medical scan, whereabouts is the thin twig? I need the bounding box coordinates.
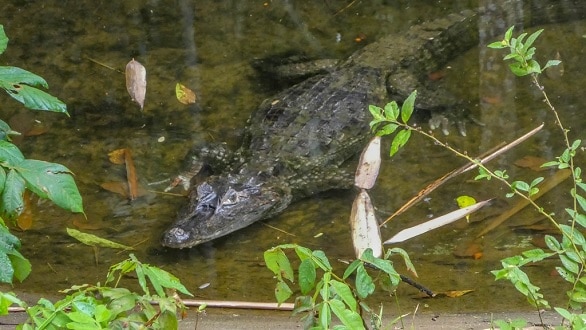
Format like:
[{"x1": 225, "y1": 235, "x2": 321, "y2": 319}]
[
  {"x1": 260, "y1": 222, "x2": 296, "y2": 237},
  {"x1": 380, "y1": 123, "x2": 543, "y2": 227}
]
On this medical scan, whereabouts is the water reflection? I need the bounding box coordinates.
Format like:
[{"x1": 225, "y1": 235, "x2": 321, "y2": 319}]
[{"x1": 0, "y1": 0, "x2": 585, "y2": 313}]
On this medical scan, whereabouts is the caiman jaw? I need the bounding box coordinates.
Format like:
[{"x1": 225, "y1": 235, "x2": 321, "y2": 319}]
[{"x1": 161, "y1": 176, "x2": 292, "y2": 248}]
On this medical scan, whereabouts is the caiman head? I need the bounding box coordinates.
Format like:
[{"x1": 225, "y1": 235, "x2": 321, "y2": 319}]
[{"x1": 161, "y1": 174, "x2": 292, "y2": 248}]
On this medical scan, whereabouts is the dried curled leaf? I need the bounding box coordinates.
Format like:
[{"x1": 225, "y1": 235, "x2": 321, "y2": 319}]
[
  {"x1": 350, "y1": 190, "x2": 382, "y2": 258},
  {"x1": 125, "y1": 59, "x2": 146, "y2": 110},
  {"x1": 175, "y1": 83, "x2": 196, "y2": 105},
  {"x1": 354, "y1": 136, "x2": 381, "y2": 190}
]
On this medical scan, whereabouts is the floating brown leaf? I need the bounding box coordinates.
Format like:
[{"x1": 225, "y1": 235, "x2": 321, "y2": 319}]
[
  {"x1": 100, "y1": 181, "x2": 129, "y2": 198},
  {"x1": 125, "y1": 59, "x2": 147, "y2": 110},
  {"x1": 175, "y1": 83, "x2": 197, "y2": 105},
  {"x1": 108, "y1": 149, "x2": 126, "y2": 165},
  {"x1": 514, "y1": 155, "x2": 548, "y2": 172},
  {"x1": 124, "y1": 148, "x2": 139, "y2": 200}
]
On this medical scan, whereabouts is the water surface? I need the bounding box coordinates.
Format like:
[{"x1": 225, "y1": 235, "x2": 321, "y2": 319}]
[{"x1": 0, "y1": 0, "x2": 585, "y2": 315}]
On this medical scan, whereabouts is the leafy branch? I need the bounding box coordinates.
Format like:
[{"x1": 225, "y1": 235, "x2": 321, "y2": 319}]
[{"x1": 370, "y1": 26, "x2": 586, "y2": 326}]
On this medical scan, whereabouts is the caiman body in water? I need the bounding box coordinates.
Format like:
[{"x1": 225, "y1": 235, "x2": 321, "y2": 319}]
[{"x1": 162, "y1": 1, "x2": 586, "y2": 248}]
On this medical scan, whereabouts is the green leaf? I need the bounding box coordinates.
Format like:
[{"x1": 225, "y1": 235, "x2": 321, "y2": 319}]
[
  {"x1": 401, "y1": 90, "x2": 417, "y2": 123},
  {"x1": 487, "y1": 41, "x2": 506, "y2": 49},
  {"x1": 142, "y1": 264, "x2": 193, "y2": 297},
  {"x1": 0, "y1": 66, "x2": 48, "y2": 89},
  {"x1": 544, "y1": 235, "x2": 562, "y2": 253},
  {"x1": 376, "y1": 123, "x2": 398, "y2": 136},
  {"x1": 389, "y1": 129, "x2": 411, "y2": 157},
  {"x1": 383, "y1": 101, "x2": 399, "y2": 121},
  {"x1": 275, "y1": 281, "x2": 293, "y2": 304},
  {"x1": 504, "y1": 26, "x2": 514, "y2": 42},
  {"x1": 367, "y1": 105, "x2": 384, "y2": 121},
  {"x1": 93, "y1": 304, "x2": 111, "y2": 323},
  {"x1": 328, "y1": 299, "x2": 365, "y2": 329},
  {"x1": 0, "y1": 66, "x2": 68, "y2": 115},
  {"x1": 66, "y1": 228, "x2": 133, "y2": 250},
  {"x1": 319, "y1": 301, "x2": 331, "y2": 329},
  {"x1": 0, "y1": 140, "x2": 25, "y2": 167},
  {"x1": 354, "y1": 264, "x2": 375, "y2": 299},
  {"x1": 298, "y1": 258, "x2": 316, "y2": 295},
  {"x1": 15, "y1": 159, "x2": 84, "y2": 213},
  {"x1": 521, "y1": 249, "x2": 554, "y2": 263},
  {"x1": 387, "y1": 247, "x2": 417, "y2": 277},
  {"x1": 523, "y1": 29, "x2": 543, "y2": 53},
  {"x1": 311, "y1": 250, "x2": 332, "y2": 272},
  {"x1": 0, "y1": 120, "x2": 20, "y2": 142},
  {"x1": 342, "y1": 259, "x2": 361, "y2": 279},
  {"x1": 560, "y1": 254, "x2": 580, "y2": 274},
  {"x1": 7, "y1": 250, "x2": 31, "y2": 283},
  {"x1": 330, "y1": 280, "x2": 357, "y2": 312},
  {"x1": 0, "y1": 25, "x2": 7, "y2": 55},
  {"x1": 543, "y1": 59, "x2": 561, "y2": 70},
  {"x1": 67, "y1": 311, "x2": 95, "y2": 324},
  {"x1": 1, "y1": 169, "x2": 25, "y2": 220},
  {"x1": 509, "y1": 62, "x2": 530, "y2": 76},
  {"x1": 264, "y1": 248, "x2": 294, "y2": 282}
]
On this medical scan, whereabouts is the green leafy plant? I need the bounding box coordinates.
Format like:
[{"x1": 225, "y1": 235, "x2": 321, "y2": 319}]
[
  {"x1": 0, "y1": 24, "x2": 84, "y2": 284},
  {"x1": 369, "y1": 26, "x2": 586, "y2": 327},
  {"x1": 264, "y1": 243, "x2": 415, "y2": 330},
  {"x1": 0, "y1": 254, "x2": 193, "y2": 329}
]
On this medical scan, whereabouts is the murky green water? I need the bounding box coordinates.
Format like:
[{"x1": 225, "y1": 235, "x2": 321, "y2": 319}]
[{"x1": 0, "y1": 0, "x2": 585, "y2": 315}]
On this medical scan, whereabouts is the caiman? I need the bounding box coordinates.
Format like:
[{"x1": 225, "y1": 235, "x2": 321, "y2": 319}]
[{"x1": 162, "y1": 1, "x2": 586, "y2": 248}]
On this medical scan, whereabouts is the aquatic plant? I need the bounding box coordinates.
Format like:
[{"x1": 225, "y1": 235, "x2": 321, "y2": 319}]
[
  {"x1": 0, "y1": 25, "x2": 84, "y2": 284},
  {"x1": 369, "y1": 27, "x2": 586, "y2": 328}
]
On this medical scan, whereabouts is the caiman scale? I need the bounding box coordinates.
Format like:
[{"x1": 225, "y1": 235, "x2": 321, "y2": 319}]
[{"x1": 162, "y1": 1, "x2": 586, "y2": 248}]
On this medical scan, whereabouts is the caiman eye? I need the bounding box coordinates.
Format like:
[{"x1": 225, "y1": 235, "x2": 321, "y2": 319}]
[{"x1": 220, "y1": 188, "x2": 243, "y2": 206}]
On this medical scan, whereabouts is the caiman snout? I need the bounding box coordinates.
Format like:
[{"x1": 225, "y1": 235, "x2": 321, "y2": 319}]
[{"x1": 161, "y1": 176, "x2": 293, "y2": 248}]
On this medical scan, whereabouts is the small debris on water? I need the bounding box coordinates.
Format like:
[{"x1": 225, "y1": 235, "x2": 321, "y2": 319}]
[{"x1": 199, "y1": 282, "x2": 210, "y2": 289}]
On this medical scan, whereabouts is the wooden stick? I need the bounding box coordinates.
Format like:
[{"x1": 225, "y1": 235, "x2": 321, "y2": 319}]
[
  {"x1": 7, "y1": 299, "x2": 295, "y2": 314},
  {"x1": 475, "y1": 168, "x2": 571, "y2": 238},
  {"x1": 381, "y1": 123, "x2": 544, "y2": 226}
]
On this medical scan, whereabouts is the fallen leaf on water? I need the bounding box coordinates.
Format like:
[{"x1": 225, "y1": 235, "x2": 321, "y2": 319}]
[
  {"x1": 105, "y1": 148, "x2": 143, "y2": 200},
  {"x1": 125, "y1": 148, "x2": 139, "y2": 200},
  {"x1": 125, "y1": 59, "x2": 147, "y2": 110},
  {"x1": 100, "y1": 181, "x2": 129, "y2": 198},
  {"x1": 435, "y1": 289, "x2": 474, "y2": 298},
  {"x1": 354, "y1": 136, "x2": 381, "y2": 189},
  {"x1": 108, "y1": 149, "x2": 126, "y2": 165},
  {"x1": 67, "y1": 228, "x2": 133, "y2": 250},
  {"x1": 384, "y1": 199, "x2": 492, "y2": 244},
  {"x1": 453, "y1": 240, "x2": 483, "y2": 258},
  {"x1": 456, "y1": 195, "x2": 476, "y2": 222},
  {"x1": 514, "y1": 155, "x2": 548, "y2": 172},
  {"x1": 428, "y1": 70, "x2": 446, "y2": 81},
  {"x1": 350, "y1": 189, "x2": 382, "y2": 258},
  {"x1": 175, "y1": 83, "x2": 196, "y2": 104}
]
